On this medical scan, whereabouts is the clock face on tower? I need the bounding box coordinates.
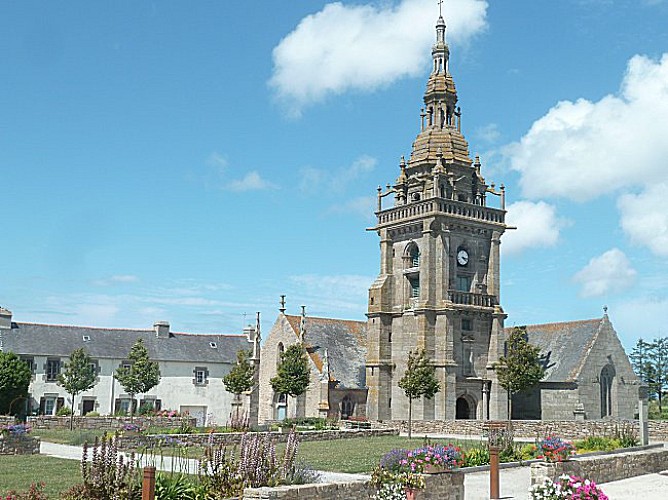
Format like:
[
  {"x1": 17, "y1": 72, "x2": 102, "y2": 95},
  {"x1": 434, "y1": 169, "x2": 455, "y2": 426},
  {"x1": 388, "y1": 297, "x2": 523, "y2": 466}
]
[{"x1": 457, "y1": 249, "x2": 469, "y2": 266}]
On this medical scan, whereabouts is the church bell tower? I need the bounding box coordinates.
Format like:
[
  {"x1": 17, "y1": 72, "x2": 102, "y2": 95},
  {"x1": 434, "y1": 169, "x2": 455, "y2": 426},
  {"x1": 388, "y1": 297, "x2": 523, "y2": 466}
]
[{"x1": 366, "y1": 13, "x2": 508, "y2": 421}]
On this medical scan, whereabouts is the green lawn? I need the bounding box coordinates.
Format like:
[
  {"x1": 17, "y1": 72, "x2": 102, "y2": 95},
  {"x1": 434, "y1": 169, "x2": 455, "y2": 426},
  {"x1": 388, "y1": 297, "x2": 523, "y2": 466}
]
[
  {"x1": 31, "y1": 427, "x2": 109, "y2": 445},
  {"x1": 0, "y1": 455, "x2": 81, "y2": 497},
  {"x1": 280, "y1": 435, "x2": 483, "y2": 473}
]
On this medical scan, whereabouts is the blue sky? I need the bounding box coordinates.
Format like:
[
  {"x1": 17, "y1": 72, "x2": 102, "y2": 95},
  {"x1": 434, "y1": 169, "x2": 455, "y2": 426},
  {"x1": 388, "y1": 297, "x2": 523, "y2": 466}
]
[{"x1": 2, "y1": 0, "x2": 667, "y2": 349}]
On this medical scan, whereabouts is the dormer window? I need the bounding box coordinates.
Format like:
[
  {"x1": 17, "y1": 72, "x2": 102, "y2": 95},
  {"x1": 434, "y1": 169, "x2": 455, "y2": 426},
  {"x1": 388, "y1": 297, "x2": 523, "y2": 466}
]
[
  {"x1": 82, "y1": 335, "x2": 91, "y2": 342},
  {"x1": 209, "y1": 342, "x2": 217, "y2": 349}
]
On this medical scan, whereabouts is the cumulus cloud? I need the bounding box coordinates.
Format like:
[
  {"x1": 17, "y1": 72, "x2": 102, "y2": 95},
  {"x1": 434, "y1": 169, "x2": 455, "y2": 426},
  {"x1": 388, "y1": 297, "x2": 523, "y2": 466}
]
[
  {"x1": 505, "y1": 53, "x2": 668, "y2": 201},
  {"x1": 300, "y1": 154, "x2": 377, "y2": 194},
  {"x1": 206, "y1": 152, "x2": 276, "y2": 192},
  {"x1": 270, "y1": 0, "x2": 488, "y2": 115},
  {"x1": 572, "y1": 248, "x2": 637, "y2": 298},
  {"x1": 502, "y1": 201, "x2": 567, "y2": 255},
  {"x1": 618, "y1": 183, "x2": 668, "y2": 257},
  {"x1": 609, "y1": 296, "x2": 668, "y2": 348}
]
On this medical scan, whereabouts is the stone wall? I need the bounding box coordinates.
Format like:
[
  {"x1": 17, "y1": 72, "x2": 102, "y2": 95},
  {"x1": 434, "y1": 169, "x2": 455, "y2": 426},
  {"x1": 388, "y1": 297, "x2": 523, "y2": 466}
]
[
  {"x1": 0, "y1": 436, "x2": 40, "y2": 455},
  {"x1": 242, "y1": 470, "x2": 464, "y2": 500},
  {"x1": 530, "y1": 446, "x2": 668, "y2": 485},
  {"x1": 373, "y1": 419, "x2": 668, "y2": 442},
  {"x1": 0, "y1": 416, "x2": 15, "y2": 426},
  {"x1": 117, "y1": 428, "x2": 399, "y2": 450},
  {"x1": 27, "y1": 415, "x2": 197, "y2": 430}
]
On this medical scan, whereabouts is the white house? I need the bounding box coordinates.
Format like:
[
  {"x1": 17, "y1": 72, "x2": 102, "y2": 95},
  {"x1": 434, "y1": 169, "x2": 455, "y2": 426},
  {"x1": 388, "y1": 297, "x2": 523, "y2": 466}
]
[{"x1": 0, "y1": 307, "x2": 259, "y2": 426}]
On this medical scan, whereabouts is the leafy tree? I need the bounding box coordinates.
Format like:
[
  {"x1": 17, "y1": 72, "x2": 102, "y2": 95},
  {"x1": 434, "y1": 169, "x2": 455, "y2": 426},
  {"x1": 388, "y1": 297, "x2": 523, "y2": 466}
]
[
  {"x1": 270, "y1": 343, "x2": 310, "y2": 400},
  {"x1": 398, "y1": 349, "x2": 440, "y2": 439},
  {"x1": 223, "y1": 349, "x2": 255, "y2": 418},
  {"x1": 650, "y1": 337, "x2": 668, "y2": 414},
  {"x1": 495, "y1": 326, "x2": 545, "y2": 419},
  {"x1": 630, "y1": 338, "x2": 654, "y2": 387},
  {"x1": 0, "y1": 351, "x2": 32, "y2": 416},
  {"x1": 58, "y1": 348, "x2": 98, "y2": 429},
  {"x1": 114, "y1": 339, "x2": 161, "y2": 419}
]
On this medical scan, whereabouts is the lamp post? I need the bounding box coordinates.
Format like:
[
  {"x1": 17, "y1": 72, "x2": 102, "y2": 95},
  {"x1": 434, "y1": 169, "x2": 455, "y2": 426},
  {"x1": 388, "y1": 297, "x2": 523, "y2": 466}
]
[{"x1": 485, "y1": 421, "x2": 506, "y2": 500}]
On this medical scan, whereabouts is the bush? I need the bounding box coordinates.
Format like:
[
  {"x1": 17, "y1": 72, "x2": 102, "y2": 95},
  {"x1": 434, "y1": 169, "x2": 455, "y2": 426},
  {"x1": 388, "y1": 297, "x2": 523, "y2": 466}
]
[
  {"x1": 84, "y1": 411, "x2": 100, "y2": 417},
  {"x1": 530, "y1": 474, "x2": 608, "y2": 500},
  {"x1": 2, "y1": 482, "x2": 47, "y2": 500},
  {"x1": 538, "y1": 437, "x2": 575, "y2": 462},
  {"x1": 56, "y1": 406, "x2": 73, "y2": 416},
  {"x1": 463, "y1": 444, "x2": 489, "y2": 467}
]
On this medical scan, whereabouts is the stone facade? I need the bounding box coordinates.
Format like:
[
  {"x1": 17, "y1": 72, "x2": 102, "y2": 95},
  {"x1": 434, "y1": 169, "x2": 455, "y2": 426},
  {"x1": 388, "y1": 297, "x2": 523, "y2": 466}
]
[
  {"x1": 242, "y1": 470, "x2": 464, "y2": 500},
  {"x1": 530, "y1": 446, "x2": 668, "y2": 485},
  {"x1": 27, "y1": 415, "x2": 197, "y2": 430},
  {"x1": 116, "y1": 428, "x2": 398, "y2": 450},
  {"x1": 372, "y1": 419, "x2": 668, "y2": 442},
  {"x1": 0, "y1": 435, "x2": 40, "y2": 455},
  {"x1": 258, "y1": 312, "x2": 367, "y2": 423}
]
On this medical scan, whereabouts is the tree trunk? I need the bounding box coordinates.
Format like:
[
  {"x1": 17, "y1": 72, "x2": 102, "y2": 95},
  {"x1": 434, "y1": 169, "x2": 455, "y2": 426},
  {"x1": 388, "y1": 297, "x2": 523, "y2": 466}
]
[
  {"x1": 70, "y1": 392, "x2": 74, "y2": 431},
  {"x1": 507, "y1": 389, "x2": 512, "y2": 421},
  {"x1": 130, "y1": 393, "x2": 135, "y2": 421},
  {"x1": 408, "y1": 396, "x2": 413, "y2": 440}
]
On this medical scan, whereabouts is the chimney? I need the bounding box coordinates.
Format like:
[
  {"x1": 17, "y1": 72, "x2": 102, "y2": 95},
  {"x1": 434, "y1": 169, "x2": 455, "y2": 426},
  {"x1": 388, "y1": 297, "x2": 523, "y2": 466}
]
[
  {"x1": 154, "y1": 321, "x2": 170, "y2": 338},
  {"x1": 0, "y1": 307, "x2": 12, "y2": 330}
]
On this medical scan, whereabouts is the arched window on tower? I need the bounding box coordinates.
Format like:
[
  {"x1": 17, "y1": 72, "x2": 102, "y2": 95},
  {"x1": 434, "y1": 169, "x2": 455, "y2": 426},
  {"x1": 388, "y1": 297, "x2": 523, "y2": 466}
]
[{"x1": 600, "y1": 364, "x2": 615, "y2": 417}]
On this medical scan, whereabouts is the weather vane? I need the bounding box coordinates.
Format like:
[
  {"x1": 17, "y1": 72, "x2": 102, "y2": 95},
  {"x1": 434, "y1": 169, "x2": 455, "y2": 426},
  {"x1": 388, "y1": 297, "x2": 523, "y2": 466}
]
[{"x1": 438, "y1": 0, "x2": 444, "y2": 17}]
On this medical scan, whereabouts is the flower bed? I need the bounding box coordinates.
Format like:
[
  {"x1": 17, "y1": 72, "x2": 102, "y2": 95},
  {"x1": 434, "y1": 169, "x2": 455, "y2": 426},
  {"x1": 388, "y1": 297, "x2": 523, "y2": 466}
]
[{"x1": 0, "y1": 424, "x2": 40, "y2": 455}]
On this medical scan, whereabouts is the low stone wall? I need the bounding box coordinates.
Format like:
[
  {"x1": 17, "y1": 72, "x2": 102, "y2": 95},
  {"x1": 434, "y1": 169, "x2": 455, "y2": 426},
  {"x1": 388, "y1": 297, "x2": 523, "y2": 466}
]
[
  {"x1": 242, "y1": 470, "x2": 464, "y2": 500},
  {"x1": 373, "y1": 419, "x2": 668, "y2": 441},
  {"x1": 117, "y1": 428, "x2": 399, "y2": 450},
  {"x1": 0, "y1": 436, "x2": 40, "y2": 455},
  {"x1": 27, "y1": 415, "x2": 196, "y2": 431},
  {"x1": 0, "y1": 416, "x2": 15, "y2": 426},
  {"x1": 530, "y1": 446, "x2": 668, "y2": 486}
]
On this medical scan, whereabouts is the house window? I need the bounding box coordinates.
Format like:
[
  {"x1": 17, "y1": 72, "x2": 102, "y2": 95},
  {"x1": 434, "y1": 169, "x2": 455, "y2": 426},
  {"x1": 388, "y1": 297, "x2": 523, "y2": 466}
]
[
  {"x1": 462, "y1": 319, "x2": 472, "y2": 331},
  {"x1": 410, "y1": 246, "x2": 420, "y2": 267},
  {"x1": 40, "y1": 395, "x2": 63, "y2": 416},
  {"x1": 456, "y1": 275, "x2": 471, "y2": 292},
  {"x1": 114, "y1": 397, "x2": 137, "y2": 415},
  {"x1": 21, "y1": 356, "x2": 35, "y2": 374},
  {"x1": 193, "y1": 367, "x2": 209, "y2": 386},
  {"x1": 45, "y1": 358, "x2": 61, "y2": 382},
  {"x1": 88, "y1": 360, "x2": 99, "y2": 376}
]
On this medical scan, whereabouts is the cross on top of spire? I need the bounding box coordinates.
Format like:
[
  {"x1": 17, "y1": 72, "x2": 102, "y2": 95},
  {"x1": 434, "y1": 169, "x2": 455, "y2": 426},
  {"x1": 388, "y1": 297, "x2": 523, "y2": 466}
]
[{"x1": 438, "y1": 0, "x2": 444, "y2": 17}]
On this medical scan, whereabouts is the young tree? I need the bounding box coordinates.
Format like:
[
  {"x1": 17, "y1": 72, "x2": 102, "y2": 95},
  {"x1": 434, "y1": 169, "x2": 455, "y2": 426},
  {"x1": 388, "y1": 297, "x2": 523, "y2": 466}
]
[
  {"x1": 0, "y1": 352, "x2": 32, "y2": 416},
  {"x1": 270, "y1": 343, "x2": 310, "y2": 411},
  {"x1": 398, "y1": 349, "x2": 440, "y2": 439},
  {"x1": 630, "y1": 338, "x2": 654, "y2": 387},
  {"x1": 223, "y1": 349, "x2": 255, "y2": 418},
  {"x1": 114, "y1": 339, "x2": 161, "y2": 420},
  {"x1": 495, "y1": 326, "x2": 545, "y2": 419},
  {"x1": 57, "y1": 348, "x2": 98, "y2": 430},
  {"x1": 649, "y1": 337, "x2": 668, "y2": 414}
]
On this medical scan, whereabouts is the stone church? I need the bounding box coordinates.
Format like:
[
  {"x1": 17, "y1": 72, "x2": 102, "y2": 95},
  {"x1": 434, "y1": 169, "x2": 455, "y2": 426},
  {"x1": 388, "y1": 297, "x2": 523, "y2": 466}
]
[{"x1": 257, "y1": 14, "x2": 641, "y2": 423}]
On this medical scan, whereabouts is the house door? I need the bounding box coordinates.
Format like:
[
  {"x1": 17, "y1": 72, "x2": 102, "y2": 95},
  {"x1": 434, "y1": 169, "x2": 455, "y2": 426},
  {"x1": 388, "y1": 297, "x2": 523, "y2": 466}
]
[
  {"x1": 180, "y1": 405, "x2": 207, "y2": 427},
  {"x1": 82, "y1": 399, "x2": 95, "y2": 415}
]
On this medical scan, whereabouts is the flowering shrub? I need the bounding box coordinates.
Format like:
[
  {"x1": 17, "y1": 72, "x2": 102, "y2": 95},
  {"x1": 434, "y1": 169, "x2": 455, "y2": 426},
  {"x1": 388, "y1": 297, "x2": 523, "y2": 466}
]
[
  {"x1": 530, "y1": 474, "x2": 608, "y2": 499},
  {"x1": 1, "y1": 424, "x2": 31, "y2": 437},
  {"x1": 403, "y1": 444, "x2": 463, "y2": 472},
  {"x1": 538, "y1": 437, "x2": 575, "y2": 462},
  {"x1": 379, "y1": 448, "x2": 410, "y2": 471},
  {"x1": 122, "y1": 423, "x2": 142, "y2": 433},
  {"x1": 155, "y1": 409, "x2": 180, "y2": 418},
  {"x1": 3, "y1": 482, "x2": 47, "y2": 500}
]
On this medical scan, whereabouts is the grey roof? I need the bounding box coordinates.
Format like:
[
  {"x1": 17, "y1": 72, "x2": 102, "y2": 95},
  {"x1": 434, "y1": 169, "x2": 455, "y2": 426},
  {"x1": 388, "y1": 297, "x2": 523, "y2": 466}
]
[
  {"x1": 506, "y1": 318, "x2": 603, "y2": 383},
  {"x1": 285, "y1": 315, "x2": 367, "y2": 390},
  {"x1": 2, "y1": 322, "x2": 248, "y2": 364}
]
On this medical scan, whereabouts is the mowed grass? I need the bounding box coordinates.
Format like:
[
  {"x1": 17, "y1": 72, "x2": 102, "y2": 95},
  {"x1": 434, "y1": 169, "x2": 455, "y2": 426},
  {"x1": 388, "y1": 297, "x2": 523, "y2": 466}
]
[
  {"x1": 0, "y1": 455, "x2": 81, "y2": 497},
  {"x1": 31, "y1": 428, "x2": 108, "y2": 445},
  {"x1": 279, "y1": 435, "x2": 484, "y2": 473}
]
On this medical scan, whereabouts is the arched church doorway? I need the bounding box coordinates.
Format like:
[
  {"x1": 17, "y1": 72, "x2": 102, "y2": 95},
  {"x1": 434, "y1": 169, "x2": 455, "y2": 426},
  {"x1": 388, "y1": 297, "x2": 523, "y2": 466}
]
[{"x1": 456, "y1": 396, "x2": 475, "y2": 419}]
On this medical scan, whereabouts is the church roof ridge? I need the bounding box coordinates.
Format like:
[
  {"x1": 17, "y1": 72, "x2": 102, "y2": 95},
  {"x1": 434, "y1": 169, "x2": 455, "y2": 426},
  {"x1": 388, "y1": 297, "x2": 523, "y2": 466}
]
[{"x1": 507, "y1": 317, "x2": 602, "y2": 331}]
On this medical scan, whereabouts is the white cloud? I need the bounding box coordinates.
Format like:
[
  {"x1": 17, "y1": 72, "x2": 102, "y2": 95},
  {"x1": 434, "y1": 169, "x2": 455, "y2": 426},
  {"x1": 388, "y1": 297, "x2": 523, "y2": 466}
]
[
  {"x1": 618, "y1": 183, "x2": 668, "y2": 257},
  {"x1": 270, "y1": 0, "x2": 488, "y2": 115},
  {"x1": 226, "y1": 171, "x2": 276, "y2": 192},
  {"x1": 572, "y1": 248, "x2": 637, "y2": 298},
  {"x1": 502, "y1": 200, "x2": 567, "y2": 255},
  {"x1": 474, "y1": 123, "x2": 501, "y2": 144},
  {"x1": 327, "y1": 195, "x2": 376, "y2": 219},
  {"x1": 610, "y1": 296, "x2": 668, "y2": 349},
  {"x1": 300, "y1": 154, "x2": 377, "y2": 194},
  {"x1": 92, "y1": 275, "x2": 139, "y2": 286},
  {"x1": 505, "y1": 53, "x2": 668, "y2": 201},
  {"x1": 288, "y1": 274, "x2": 374, "y2": 316}
]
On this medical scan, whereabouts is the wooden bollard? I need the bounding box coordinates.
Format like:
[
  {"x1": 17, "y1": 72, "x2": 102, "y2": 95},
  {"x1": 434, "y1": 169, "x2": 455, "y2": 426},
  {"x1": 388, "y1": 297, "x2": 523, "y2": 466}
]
[
  {"x1": 489, "y1": 446, "x2": 500, "y2": 500},
  {"x1": 142, "y1": 466, "x2": 156, "y2": 500}
]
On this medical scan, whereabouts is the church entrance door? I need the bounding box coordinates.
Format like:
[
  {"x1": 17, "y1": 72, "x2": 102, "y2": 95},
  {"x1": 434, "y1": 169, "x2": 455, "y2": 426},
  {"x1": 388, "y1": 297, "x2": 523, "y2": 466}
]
[{"x1": 456, "y1": 397, "x2": 472, "y2": 419}]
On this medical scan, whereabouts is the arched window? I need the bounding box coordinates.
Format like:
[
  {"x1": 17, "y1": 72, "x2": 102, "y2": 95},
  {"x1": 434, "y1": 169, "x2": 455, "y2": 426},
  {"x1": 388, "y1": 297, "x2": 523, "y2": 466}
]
[
  {"x1": 341, "y1": 395, "x2": 355, "y2": 419},
  {"x1": 600, "y1": 364, "x2": 615, "y2": 417}
]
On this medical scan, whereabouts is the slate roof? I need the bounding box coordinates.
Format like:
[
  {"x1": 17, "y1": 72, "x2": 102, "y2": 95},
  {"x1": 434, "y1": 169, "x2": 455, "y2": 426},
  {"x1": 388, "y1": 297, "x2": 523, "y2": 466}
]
[
  {"x1": 285, "y1": 315, "x2": 367, "y2": 390},
  {"x1": 1, "y1": 322, "x2": 248, "y2": 364},
  {"x1": 506, "y1": 318, "x2": 603, "y2": 383}
]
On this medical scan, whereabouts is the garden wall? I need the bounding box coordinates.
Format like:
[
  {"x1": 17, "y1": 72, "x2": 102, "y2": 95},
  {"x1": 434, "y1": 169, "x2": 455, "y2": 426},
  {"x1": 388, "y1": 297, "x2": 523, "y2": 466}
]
[
  {"x1": 242, "y1": 470, "x2": 464, "y2": 500},
  {"x1": 530, "y1": 446, "x2": 668, "y2": 485},
  {"x1": 0, "y1": 416, "x2": 15, "y2": 425},
  {"x1": 26, "y1": 415, "x2": 197, "y2": 430},
  {"x1": 373, "y1": 419, "x2": 668, "y2": 441},
  {"x1": 117, "y1": 428, "x2": 399, "y2": 450},
  {"x1": 0, "y1": 436, "x2": 40, "y2": 455}
]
